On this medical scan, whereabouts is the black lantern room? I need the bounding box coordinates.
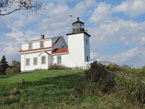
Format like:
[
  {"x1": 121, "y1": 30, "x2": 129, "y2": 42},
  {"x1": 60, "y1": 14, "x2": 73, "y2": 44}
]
[
  {"x1": 72, "y1": 17, "x2": 85, "y2": 34},
  {"x1": 67, "y1": 17, "x2": 91, "y2": 37}
]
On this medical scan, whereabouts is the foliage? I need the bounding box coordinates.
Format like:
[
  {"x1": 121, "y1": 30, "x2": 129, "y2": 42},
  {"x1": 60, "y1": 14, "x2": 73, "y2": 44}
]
[
  {"x1": 77, "y1": 61, "x2": 116, "y2": 96},
  {"x1": 0, "y1": 55, "x2": 8, "y2": 75},
  {"x1": 0, "y1": 0, "x2": 42, "y2": 16},
  {"x1": 49, "y1": 64, "x2": 71, "y2": 70},
  {"x1": 5, "y1": 68, "x2": 13, "y2": 74},
  {"x1": 5, "y1": 60, "x2": 20, "y2": 74},
  {"x1": 10, "y1": 88, "x2": 20, "y2": 95},
  {"x1": 76, "y1": 61, "x2": 145, "y2": 108},
  {"x1": 114, "y1": 71, "x2": 145, "y2": 105},
  {"x1": 121, "y1": 64, "x2": 130, "y2": 69},
  {"x1": 20, "y1": 97, "x2": 25, "y2": 107},
  {"x1": 105, "y1": 64, "x2": 122, "y2": 71}
]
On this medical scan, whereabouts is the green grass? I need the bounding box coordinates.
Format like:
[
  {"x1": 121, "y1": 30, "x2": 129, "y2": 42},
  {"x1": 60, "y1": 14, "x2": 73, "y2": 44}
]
[
  {"x1": 0, "y1": 70, "x2": 89, "y2": 108},
  {"x1": 0, "y1": 69, "x2": 144, "y2": 109}
]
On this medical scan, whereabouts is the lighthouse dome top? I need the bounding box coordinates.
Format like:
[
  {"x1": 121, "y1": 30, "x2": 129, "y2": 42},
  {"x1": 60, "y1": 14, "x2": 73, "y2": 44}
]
[{"x1": 72, "y1": 17, "x2": 84, "y2": 25}]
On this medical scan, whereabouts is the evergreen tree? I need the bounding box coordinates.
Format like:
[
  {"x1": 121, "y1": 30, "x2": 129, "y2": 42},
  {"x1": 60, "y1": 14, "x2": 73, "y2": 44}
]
[{"x1": 0, "y1": 55, "x2": 8, "y2": 74}]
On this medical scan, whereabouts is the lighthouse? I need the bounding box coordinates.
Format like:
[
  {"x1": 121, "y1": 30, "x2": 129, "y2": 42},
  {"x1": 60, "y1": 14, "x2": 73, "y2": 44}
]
[
  {"x1": 19, "y1": 17, "x2": 91, "y2": 72},
  {"x1": 66, "y1": 17, "x2": 91, "y2": 68}
]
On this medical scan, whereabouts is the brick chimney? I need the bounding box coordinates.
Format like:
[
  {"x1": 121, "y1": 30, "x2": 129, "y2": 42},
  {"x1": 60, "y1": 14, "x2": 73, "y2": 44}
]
[{"x1": 41, "y1": 34, "x2": 44, "y2": 39}]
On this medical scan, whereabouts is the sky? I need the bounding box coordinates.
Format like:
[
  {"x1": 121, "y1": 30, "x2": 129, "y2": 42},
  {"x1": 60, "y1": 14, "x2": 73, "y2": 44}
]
[{"x1": 0, "y1": 0, "x2": 145, "y2": 68}]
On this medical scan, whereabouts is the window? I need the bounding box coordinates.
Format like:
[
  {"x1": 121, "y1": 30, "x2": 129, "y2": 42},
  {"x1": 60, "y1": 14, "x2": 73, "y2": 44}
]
[
  {"x1": 26, "y1": 58, "x2": 30, "y2": 66},
  {"x1": 33, "y1": 57, "x2": 37, "y2": 65},
  {"x1": 41, "y1": 56, "x2": 46, "y2": 64},
  {"x1": 87, "y1": 56, "x2": 89, "y2": 62},
  {"x1": 86, "y1": 39, "x2": 88, "y2": 45},
  {"x1": 57, "y1": 55, "x2": 61, "y2": 64},
  {"x1": 40, "y1": 41, "x2": 44, "y2": 48},
  {"x1": 29, "y1": 43, "x2": 32, "y2": 50}
]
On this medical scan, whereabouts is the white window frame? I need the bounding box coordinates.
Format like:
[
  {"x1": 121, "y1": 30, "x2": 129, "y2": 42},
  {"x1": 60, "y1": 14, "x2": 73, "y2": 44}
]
[
  {"x1": 40, "y1": 41, "x2": 44, "y2": 48},
  {"x1": 33, "y1": 57, "x2": 38, "y2": 65},
  {"x1": 28, "y1": 43, "x2": 32, "y2": 50},
  {"x1": 57, "y1": 55, "x2": 61, "y2": 64},
  {"x1": 26, "y1": 58, "x2": 30, "y2": 66},
  {"x1": 41, "y1": 56, "x2": 46, "y2": 64}
]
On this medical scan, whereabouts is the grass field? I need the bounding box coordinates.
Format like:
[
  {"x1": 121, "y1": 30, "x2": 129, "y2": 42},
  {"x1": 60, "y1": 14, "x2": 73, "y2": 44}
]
[
  {"x1": 0, "y1": 70, "x2": 97, "y2": 108},
  {"x1": 0, "y1": 69, "x2": 144, "y2": 109}
]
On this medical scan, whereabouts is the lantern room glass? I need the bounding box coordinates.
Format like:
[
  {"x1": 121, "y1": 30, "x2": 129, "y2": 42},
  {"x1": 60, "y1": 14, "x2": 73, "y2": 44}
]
[{"x1": 72, "y1": 22, "x2": 84, "y2": 29}]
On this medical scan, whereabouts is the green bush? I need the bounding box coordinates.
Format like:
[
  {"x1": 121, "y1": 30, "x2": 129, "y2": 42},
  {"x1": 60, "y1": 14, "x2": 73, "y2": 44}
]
[
  {"x1": 5, "y1": 61, "x2": 20, "y2": 74},
  {"x1": 77, "y1": 61, "x2": 145, "y2": 108},
  {"x1": 49, "y1": 64, "x2": 71, "y2": 70},
  {"x1": 114, "y1": 71, "x2": 145, "y2": 105},
  {"x1": 11, "y1": 61, "x2": 20, "y2": 73},
  {"x1": 121, "y1": 64, "x2": 130, "y2": 69},
  {"x1": 5, "y1": 68, "x2": 13, "y2": 74},
  {"x1": 106, "y1": 64, "x2": 122, "y2": 71},
  {"x1": 78, "y1": 61, "x2": 116, "y2": 96}
]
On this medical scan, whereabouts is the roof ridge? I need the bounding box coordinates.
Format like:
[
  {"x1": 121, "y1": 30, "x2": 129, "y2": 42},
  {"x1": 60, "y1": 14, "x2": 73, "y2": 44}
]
[
  {"x1": 52, "y1": 36, "x2": 63, "y2": 48},
  {"x1": 19, "y1": 47, "x2": 52, "y2": 53}
]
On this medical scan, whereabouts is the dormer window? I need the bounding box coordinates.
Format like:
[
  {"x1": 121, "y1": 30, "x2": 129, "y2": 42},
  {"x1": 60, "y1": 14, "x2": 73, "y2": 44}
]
[
  {"x1": 40, "y1": 41, "x2": 44, "y2": 48},
  {"x1": 28, "y1": 43, "x2": 32, "y2": 50}
]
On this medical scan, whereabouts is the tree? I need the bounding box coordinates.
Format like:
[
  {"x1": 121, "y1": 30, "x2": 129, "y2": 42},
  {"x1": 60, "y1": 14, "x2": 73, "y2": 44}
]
[
  {"x1": 0, "y1": 0, "x2": 43, "y2": 16},
  {"x1": 122, "y1": 64, "x2": 130, "y2": 69},
  {"x1": 5, "y1": 60, "x2": 20, "y2": 74},
  {"x1": 11, "y1": 60, "x2": 20, "y2": 73},
  {"x1": 0, "y1": 55, "x2": 8, "y2": 74}
]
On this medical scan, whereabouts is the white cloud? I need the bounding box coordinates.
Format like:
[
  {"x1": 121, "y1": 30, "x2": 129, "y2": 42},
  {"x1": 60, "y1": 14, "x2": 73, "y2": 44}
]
[
  {"x1": 91, "y1": 47, "x2": 145, "y2": 68},
  {"x1": 89, "y1": 19, "x2": 145, "y2": 48},
  {"x1": 89, "y1": 13, "x2": 145, "y2": 68},
  {"x1": 90, "y1": 2, "x2": 111, "y2": 24},
  {"x1": 113, "y1": 0, "x2": 145, "y2": 17}
]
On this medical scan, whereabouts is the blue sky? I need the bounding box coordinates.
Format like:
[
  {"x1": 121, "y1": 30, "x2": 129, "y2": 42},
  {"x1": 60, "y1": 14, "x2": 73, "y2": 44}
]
[{"x1": 0, "y1": 0, "x2": 145, "y2": 68}]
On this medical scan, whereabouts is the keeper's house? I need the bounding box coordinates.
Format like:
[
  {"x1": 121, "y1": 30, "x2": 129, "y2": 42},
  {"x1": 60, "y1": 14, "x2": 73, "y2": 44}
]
[{"x1": 19, "y1": 17, "x2": 91, "y2": 72}]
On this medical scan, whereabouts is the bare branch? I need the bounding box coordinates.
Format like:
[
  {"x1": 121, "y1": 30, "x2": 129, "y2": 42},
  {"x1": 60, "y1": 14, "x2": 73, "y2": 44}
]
[
  {"x1": 0, "y1": 7, "x2": 21, "y2": 16},
  {"x1": 0, "y1": 0, "x2": 43, "y2": 16}
]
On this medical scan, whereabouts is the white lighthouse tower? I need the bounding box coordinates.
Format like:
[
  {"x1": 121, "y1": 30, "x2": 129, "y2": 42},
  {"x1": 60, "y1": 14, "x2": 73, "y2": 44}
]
[{"x1": 66, "y1": 17, "x2": 91, "y2": 68}]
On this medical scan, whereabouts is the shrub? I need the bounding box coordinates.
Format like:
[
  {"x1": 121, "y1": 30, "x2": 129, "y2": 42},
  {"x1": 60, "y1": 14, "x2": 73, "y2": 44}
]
[
  {"x1": 106, "y1": 64, "x2": 122, "y2": 71},
  {"x1": 121, "y1": 64, "x2": 130, "y2": 69},
  {"x1": 5, "y1": 61, "x2": 20, "y2": 74},
  {"x1": 77, "y1": 61, "x2": 116, "y2": 96},
  {"x1": 5, "y1": 68, "x2": 13, "y2": 74},
  {"x1": 114, "y1": 71, "x2": 145, "y2": 105},
  {"x1": 10, "y1": 88, "x2": 20, "y2": 95},
  {"x1": 77, "y1": 61, "x2": 145, "y2": 107},
  {"x1": 20, "y1": 97, "x2": 25, "y2": 107},
  {"x1": 34, "y1": 69, "x2": 41, "y2": 71},
  {"x1": 49, "y1": 64, "x2": 71, "y2": 70},
  {"x1": 11, "y1": 61, "x2": 20, "y2": 73}
]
